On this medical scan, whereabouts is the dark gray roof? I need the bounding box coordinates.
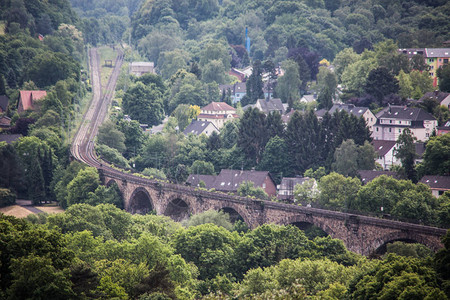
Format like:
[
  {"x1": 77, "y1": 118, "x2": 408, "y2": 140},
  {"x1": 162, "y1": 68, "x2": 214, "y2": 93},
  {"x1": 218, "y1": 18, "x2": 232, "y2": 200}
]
[
  {"x1": 376, "y1": 106, "x2": 436, "y2": 122},
  {"x1": 0, "y1": 95, "x2": 9, "y2": 111},
  {"x1": 186, "y1": 174, "x2": 216, "y2": 187},
  {"x1": 358, "y1": 170, "x2": 401, "y2": 184},
  {"x1": 183, "y1": 120, "x2": 218, "y2": 136},
  {"x1": 398, "y1": 48, "x2": 425, "y2": 58},
  {"x1": 419, "y1": 176, "x2": 450, "y2": 190},
  {"x1": 0, "y1": 134, "x2": 22, "y2": 144},
  {"x1": 328, "y1": 104, "x2": 369, "y2": 118},
  {"x1": 419, "y1": 91, "x2": 449, "y2": 103},
  {"x1": 186, "y1": 169, "x2": 274, "y2": 192},
  {"x1": 315, "y1": 104, "x2": 370, "y2": 119},
  {"x1": 425, "y1": 48, "x2": 450, "y2": 58},
  {"x1": 372, "y1": 140, "x2": 397, "y2": 156},
  {"x1": 315, "y1": 108, "x2": 328, "y2": 118},
  {"x1": 256, "y1": 98, "x2": 285, "y2": 114},
  {"x1": 234, "y1": 82, "x2": 246, "y2": 93}
]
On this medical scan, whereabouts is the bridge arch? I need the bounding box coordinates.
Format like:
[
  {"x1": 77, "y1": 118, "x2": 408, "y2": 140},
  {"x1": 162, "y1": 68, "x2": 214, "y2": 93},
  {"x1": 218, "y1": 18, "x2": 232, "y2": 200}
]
[
  {"x1": 163, "y1": 195, "x2": 192, "y2": 222},
  {"x1": 371, "y1": 231, "x2": 438, "y2": 254},
  {"x1": 280, "y1": 214, "x2": 335, "y2": 237},
  {"x1": 106, "y1": 179, "x2": 118, "y2": 187},
  {"x1": 217, "y1": 205, "x2": 251, "y2": 227},
  {"x1": 129, "y1": 187, "x2": 154, "y2": 215}
]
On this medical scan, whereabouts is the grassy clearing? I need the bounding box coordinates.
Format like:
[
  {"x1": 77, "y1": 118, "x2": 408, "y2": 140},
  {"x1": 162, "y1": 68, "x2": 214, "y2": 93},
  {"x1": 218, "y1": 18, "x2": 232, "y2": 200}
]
[
  {"x1": 36, "y1": 206, "x2": 64, "y2": 214},
  {"x1": 98, "y1": 46, "x2": 117, "y2": 92}
]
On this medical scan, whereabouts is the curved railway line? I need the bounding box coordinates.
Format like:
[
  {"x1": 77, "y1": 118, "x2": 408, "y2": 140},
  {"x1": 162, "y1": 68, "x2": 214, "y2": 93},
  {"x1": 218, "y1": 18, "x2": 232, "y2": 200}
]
[{"x1": 70, "y1": 48, "x2": 447, "y2": 242}]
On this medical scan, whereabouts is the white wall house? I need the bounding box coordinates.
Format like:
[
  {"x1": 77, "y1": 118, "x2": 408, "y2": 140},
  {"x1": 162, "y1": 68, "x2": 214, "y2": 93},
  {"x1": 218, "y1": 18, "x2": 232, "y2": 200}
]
[
  {"x1": 197, "y1": 102, "x2": 239, "y2": 129},
  {"x1": 373, "y1": 106, "x2": 437, "y2": 142}
]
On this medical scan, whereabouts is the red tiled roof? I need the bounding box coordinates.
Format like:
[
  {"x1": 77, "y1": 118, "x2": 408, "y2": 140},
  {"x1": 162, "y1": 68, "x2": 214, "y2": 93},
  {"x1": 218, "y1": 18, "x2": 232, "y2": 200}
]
[
  {"x1": 19, "y1": 90, "x2": 47, "y2": 111},
  {"x1": 201, "y1": 102, "x2": 235, "y2": 112}
]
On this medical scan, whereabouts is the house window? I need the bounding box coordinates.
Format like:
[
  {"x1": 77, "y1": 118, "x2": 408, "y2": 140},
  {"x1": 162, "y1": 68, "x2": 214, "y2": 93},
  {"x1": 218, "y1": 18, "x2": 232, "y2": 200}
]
[
  {"x1": 389, "y1": 128, "x2": 392, "y2": 132},
  {"x1": 444, "y1": 59, "x2": 449, "y2": 64},
  {"x1": 262, "y1": 183, "x2": 266, "y2": 188},
  {"x1": 426, "y1": 133, "x2": 430, "y2": 137},
  {"x1": 429, "y1": 58, "x2": 434, "y2": 62},
  {"x1": 399, "y1": 129, "x2": 401, "y2": 133},
  {"x1": 376, "y1": 127, "x2": 379, "y2": 132},
  {"x1": 389, "y1": 120, "x2": 392, "y2": 123}
]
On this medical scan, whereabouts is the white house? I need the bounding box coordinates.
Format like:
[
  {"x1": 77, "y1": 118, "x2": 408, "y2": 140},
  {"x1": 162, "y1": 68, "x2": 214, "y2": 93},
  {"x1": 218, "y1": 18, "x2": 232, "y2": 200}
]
[
  {"x1": 129, "y1": 62, "x2": 155, "y2": 76},
  {"x1": 372, "y1": 140, "x2": 400, "y2": 170},
  {"x1": 373, "y1": 106, "x2": 437, "y2": 142},
  {"x1": 419, "y1": 175, "x2": 450, "y2": 198},
  {"x1": 183, "y1": 120, "x2": 219, "y2": 137},
  {"x1": 197, "y1": 102, "x2": 239, "y2": 129}
]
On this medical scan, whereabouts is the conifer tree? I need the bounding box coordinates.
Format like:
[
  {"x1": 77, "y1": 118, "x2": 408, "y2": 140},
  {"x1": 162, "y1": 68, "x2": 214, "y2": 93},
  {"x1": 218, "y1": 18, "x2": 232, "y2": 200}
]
[
  {"x1": 395, "y1": 128, "x2": 417, "y2": 182},
  {"x1": 245, "y1": 60, "x2": 264, "y2": 104},
  {"x1": 237, "y1": 108, "x2": 267, "y2": 165}
]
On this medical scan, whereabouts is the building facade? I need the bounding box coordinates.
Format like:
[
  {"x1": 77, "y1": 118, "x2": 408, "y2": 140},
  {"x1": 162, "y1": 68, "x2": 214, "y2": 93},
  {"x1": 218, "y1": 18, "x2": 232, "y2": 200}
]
[
  {"x1": 197, "y1": 102, "x2": 239, "y2": 129},
  {"x1": 398, "y1": 48, "x2": 450, "y2": 87},
  {"x1": 373, "y1": 106, "x2": 437, "y2": 142}
]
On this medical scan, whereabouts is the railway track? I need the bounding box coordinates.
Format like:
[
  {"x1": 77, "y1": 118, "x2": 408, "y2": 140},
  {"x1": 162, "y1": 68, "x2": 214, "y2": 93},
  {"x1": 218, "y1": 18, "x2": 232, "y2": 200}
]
[
  {"x1": 71, "y1": 47, "x2": 123, "y2": 170},
  {"x1": 69, "y1": 48, "x2": 447, "y2": 237}
]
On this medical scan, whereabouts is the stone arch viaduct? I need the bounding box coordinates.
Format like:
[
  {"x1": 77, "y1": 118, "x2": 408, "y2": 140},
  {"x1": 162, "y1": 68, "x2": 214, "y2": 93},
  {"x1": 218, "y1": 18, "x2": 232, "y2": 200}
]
[
  {"x1": 102, "y1": 170, "x2": 447, "y2": 256},
  {"x1": 72, "y1": 47, "x2": 447, "y2": 257}
]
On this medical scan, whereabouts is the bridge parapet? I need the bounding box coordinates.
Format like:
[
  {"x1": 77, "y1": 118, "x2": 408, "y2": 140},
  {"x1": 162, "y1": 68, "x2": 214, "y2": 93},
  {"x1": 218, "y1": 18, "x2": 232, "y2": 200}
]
[{"x1": 100, "y1": 168, "x2": 447, "y2": 255}]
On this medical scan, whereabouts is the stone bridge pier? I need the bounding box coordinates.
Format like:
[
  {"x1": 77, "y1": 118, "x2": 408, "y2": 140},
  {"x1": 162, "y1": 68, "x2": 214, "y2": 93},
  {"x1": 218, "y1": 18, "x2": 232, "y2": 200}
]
[{"x1": 102, "y1": 173, "x2": 447, "y2": 256}]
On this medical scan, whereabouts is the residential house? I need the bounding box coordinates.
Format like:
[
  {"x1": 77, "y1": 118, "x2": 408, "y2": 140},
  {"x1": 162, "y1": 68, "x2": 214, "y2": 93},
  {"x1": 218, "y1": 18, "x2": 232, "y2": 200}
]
[
  {"x1": 228, "y1": 68, "x2": 247, "y2": 82},
  {"x1": 219, "y1": 82, "x2": 247, "y2": 104},
  {"x1": 0, "y1": 134, "x2": 22, "y2": 144},
  {"x1": 300, "y1": 94, "x2": 316, "y2": 104},
  {"x1": 185, "y1": 174, "x2": 216, "y2": 188},
  {"x1": 358, "y1": 170, "x2": 401, "y2": 184},
  {"x1": 0, "y1": 95, "x2": 9, "y2": 113},
  {"x1": 419, "y1": 175, "x2": 450, "y2": 198},
  {"x1": 315, "y1": 103, "x2": 376, "y2": 133},
  {"x1": 419, "y1": 91, "x2": 450, "y2": 109},
  {"x1": 372, "y1": 140, "x2": 425, "y2": 170},
  {"x1": 186, "y1": 169, "x2": 277, "y2": 197},
  {"x1": 277, "y1": 177, "x2": 314, "y2": 201},
  {"x1": 197, "y1": 102, "x2": 239, "y2": 129},
  {"x1": 183, "y1": 120, "x2": 219, "y2": 137},
  {"x1": 398, "y1": 48, "x2": 450, "y2": 87},
  {"x1": 0, "y1": 116, "x2": 11, "y2": 128},
  {"x1": 129, "y1": 62, "x2": 155, "y2": 77},
  {"x1": 17, "y1": 90, "x2": 47, "y2": 114},
  {"x1": 253, "y1": 98, "x2": 285, "y2": 115},
  {"x1": 437, "y1": 121, "x2": 450, "y2": 136},
  {"x1": 372, "y1": 140, "x2": 399, "y2": 170},
  {"x1": 373, "y1": 106, "x2": 437, "y2": 142}
]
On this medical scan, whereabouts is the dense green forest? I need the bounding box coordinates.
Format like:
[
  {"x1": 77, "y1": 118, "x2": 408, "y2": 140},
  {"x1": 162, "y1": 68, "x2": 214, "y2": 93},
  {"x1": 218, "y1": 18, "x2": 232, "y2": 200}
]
[{"x1": 1, "y1": 207, "x2": 449, "y2": 299}]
